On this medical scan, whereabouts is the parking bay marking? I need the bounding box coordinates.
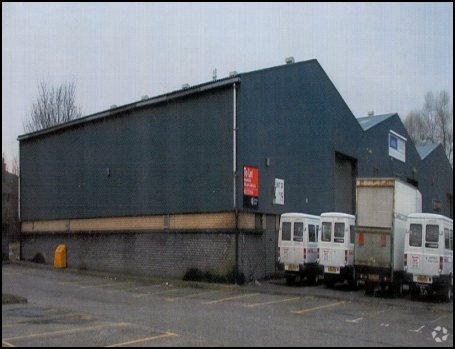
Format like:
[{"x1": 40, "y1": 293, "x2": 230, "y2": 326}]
[
  {"x1": 243, "y1": 297, "x2": 301, "y2": 308},
  {"x1": 3, "y1": 322, "x2": 130, "y2": 341},
  {"x1": 346, "y1": 317, "x2": 364, "y2": 324},
  {"x1": 202, "y1": 293, "x2": 260, "y2": 305},
  {"x1": 79, "y1": 281, "x2": 132, "y2": 288},
  {"x1": 292, "y1": 301, "x2": 346, "y2": 315},
  {"x1": 164, "y1": 289, "x2": 225, "y2": 302},
  {"x1": 133, "y1": 288, "x2": 182, "y2": 298},
  {"x1": 2, "y1": 340, "x2": 16, "y2": 347},
  {"x1": 106, "y1": 331, "x2": 179, "y2": 347}
]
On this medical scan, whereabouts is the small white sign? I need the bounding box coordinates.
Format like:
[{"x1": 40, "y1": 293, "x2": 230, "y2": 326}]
[
  {"x1": 273, "y1": 178, "x2": 284, "y2": 205},
  {"x1": 389, "y1": 131, "x2": 406, "y2": 163}
]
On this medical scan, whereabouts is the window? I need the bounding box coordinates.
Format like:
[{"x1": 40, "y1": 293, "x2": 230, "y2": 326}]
[
  {"x1": 316, "y1": 225, "x2": 319, "y2": 242},
  {"x1": 425, "y1": 224, "x2": 439, "y2": 248},
  {"x1": 293, "y1": 222, "x2": 304, "y2": 242},
  {"x1": 334, "y1": 223, "x2": 345, "y2": 243},
  {"x1": 409, "y1": 224, "x2": 422, "y2": 247},
  {"x1": 322, "y1": 222, "x2": 332, "y2": 242},
  {"x1": 282, "y1": 222, "x2": 291, "y2": 241},
  {"x1": 350, "y1": 225, "x2": 355, "y2": 244},
  {"x1": 308, "y1": 224, "x2": 316, "y2": 242},
  {"x1": 444, "y1": 228, "x2": 450, "y2": 250}
]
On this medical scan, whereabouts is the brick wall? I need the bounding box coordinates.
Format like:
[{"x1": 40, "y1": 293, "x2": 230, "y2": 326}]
[
  {"x1": 21, "y1": 231, "x2": 237, "y2": 279},
  {"x1": 20, "y1": 213, "x2": 279, "y2": 281}
]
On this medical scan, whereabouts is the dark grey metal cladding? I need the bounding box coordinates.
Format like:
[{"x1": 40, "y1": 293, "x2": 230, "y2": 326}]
[
  {"x1": 357, "y1": 114, "x2": 422, "y2": 181},
  {"x1": 357, "y1": 114, "x2": 453, "y2": 217},
  {"x1": 236, "y1": 60, "x2": 363, "y2": 215},
  {"x1": 20, "y1": 88, "x2": 234, "y2": 221},
  {"x1": 417, "y1": 145, "x2": 453, "y2": 217}
]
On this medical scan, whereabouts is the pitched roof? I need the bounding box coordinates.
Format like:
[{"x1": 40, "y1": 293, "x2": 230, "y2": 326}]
[
  {"x1": 416, "y1": 143, "x2": 440, "y2": 159},
  {"x1": 356, "y1": 113, "x2": 396, "y2": 131},
  {"x1": 18, "y1": 75, "x2": 240, "y2": 141}
]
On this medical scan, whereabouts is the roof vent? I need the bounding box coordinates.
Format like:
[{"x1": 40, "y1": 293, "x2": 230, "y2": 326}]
[
  {"x1": 110, "y1": 105, "x2": 117, "y2": 109},
  {"x1": 181, "y1": 83, "x2": 190, "y2": 89},
  {"x1": 229, "y1": 71, "x2": 238, "y2": 77},
  {"x1": 141, "y1": 95, "x2": 149, "y2": 100},
  {"x1": 368, "y1": 111, "x2": 374, "y2": 117},
  {"x1": 285, "y1": 56, "x2": 295, "y2": 64}
]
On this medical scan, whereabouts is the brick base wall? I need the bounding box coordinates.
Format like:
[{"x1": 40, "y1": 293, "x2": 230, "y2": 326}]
[{"x1": 20, "y1": 215, "x2": 278, "y2": 281}]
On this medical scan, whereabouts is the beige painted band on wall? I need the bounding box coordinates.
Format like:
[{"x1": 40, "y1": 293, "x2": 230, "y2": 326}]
[{"x1": 21, "y1": 212, "x2": 260, "y2": 233}]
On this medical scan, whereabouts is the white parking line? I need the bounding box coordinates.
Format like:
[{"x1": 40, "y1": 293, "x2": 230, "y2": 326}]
[
  {"x1": 243, "y1": 297, "x2": 300, "y2": 308},
  {"x1": 106, "y1": 331, "x2": 178, "y2": 347},
  {"x1": 133, "y1": 288, "x2": 181, "y2": 298},
  {"x1": 202, "y1": 293, "x2": 260, "y2": 305},
  {"x1": 292, "y1": 301, "x2": 346, "y2": 315},
  {"x1": 3, "y1": 322, "x2": 130, "y2": 341}
]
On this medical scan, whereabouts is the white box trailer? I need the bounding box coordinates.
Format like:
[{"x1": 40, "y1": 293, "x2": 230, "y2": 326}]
[
  {"x1": 318, "y1": 212, "x2": 356, "y2": 287},
  {"x1": 404, "y1": 213, "x2": 453, "y2": 301},
  {"x1": 354, "y1": 178, "x2": 422, "y2": 296},
  {"x1": 278, "y1": 213, "x2": 320, "y2": 285}
]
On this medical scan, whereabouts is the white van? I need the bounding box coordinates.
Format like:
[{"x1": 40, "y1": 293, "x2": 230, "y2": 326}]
[
  {"x1": 278, "y1": 213, "x2": 320, "y2": 285},
  {"x1": 404, "y1": 213, "x2": 453, "y2": 301},
  {"x1": 318, "y1": 212, "x2": 356, "y2": 287}
]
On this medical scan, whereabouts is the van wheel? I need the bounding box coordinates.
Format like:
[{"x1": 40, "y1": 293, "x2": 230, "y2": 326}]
[
  {"x1": 324, "y1": 280, "x2": 334, "y2": 288},
  {"x1": 364, "y1": 282, "x2": 374, "y2": 296},
  {"x1": 286, "y1": 276, "x2": 296, "y2": 286},
  {"x1": 348, "y1": 270, "x2": 357, "y2": 290},
  {"x1": 391, "y1": 282, "x2": 403, "y2": 298},
  {"x1": 311, "y1": 273, "x2": 319, "y2": 286},
  {"x1": 410, "y1": 284, "x2": 420, "y2": 299},
  {"x1": 442, "y1": 284, "x2": 452, "y2": 302}
]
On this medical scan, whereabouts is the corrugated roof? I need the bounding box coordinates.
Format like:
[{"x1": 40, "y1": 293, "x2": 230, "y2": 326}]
[
  {"x1": 416, "y1": 143, "x2": 439, "y2": 159},
  {"x1": 18, "y1": 75, "x2": 240, "y2": 141},
  {"x1": 356, "y1": 113, "x2": 396, "y2": 131}
]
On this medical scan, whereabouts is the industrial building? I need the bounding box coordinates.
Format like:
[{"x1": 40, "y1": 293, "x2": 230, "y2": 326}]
[{"x1": 18, "y1": 59, "x2": 453, "y2": 280}]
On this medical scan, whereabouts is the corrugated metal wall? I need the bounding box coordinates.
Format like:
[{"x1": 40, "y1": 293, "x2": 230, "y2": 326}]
[
  {"x1": 236, "y1": 60, "x2": 363, "y2": 216},
  {"x1": 20, "y1": 88, "x2": 233, "y2": 221}
]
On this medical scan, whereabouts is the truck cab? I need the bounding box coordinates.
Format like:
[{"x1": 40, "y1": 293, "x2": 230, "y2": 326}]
[
  {"x1": 404, "y1": 213, "x2": 453, "y2": 301},
  {"x1": 318, "y1": 212, "x2": 356, "y2": 287},
  {"x1": 278, "y1": 213, "x2": 320, "y2": 285}
]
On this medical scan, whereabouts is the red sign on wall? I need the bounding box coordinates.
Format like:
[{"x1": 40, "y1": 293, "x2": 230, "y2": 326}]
[{"x1": 243, "y1": 166, "x2": 259, "y2": 197}]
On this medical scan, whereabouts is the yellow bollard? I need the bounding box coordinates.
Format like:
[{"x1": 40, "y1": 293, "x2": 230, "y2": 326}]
[{"x1": 54, "y1": 244, "x2": 67, "y2": 268}]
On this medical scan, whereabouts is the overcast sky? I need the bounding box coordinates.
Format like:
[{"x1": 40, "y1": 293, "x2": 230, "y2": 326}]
[{"x1": 2, "y1": 3, "x2": 453, "y2": 167}]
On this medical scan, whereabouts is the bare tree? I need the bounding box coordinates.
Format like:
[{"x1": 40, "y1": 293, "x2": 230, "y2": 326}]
[
  {"x1": 24, "y1": 81, "x2": 82, "y2": 133},
  {"x1": 404, "y1": 110, "x2": 426, "y2": 143},
  {"x1": 11, "y1": 156, "x2": 19, "y2": 176},
  {"x1": 404, "y1": 90, "x2": 453, "y2": 166}
]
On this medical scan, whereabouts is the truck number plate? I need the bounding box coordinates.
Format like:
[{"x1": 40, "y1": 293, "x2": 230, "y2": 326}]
[
  {"x1": 415, "y1": 275, "x2": 431, "y2": 284},
  {"x1": 368, "y1": 274, "x2": 380, "y2": 282},
  {"x1": 326, "y1": 266, "x2": 338, "y2": 274}
]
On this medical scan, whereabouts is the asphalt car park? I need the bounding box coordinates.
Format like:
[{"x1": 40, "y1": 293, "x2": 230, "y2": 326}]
[{"x1": 2, "y1": 263, "x2": 453, "y2": 347}]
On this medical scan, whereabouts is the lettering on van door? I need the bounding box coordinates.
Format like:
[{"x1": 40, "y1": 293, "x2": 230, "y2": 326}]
[{"x1": 411, "y1": 256, "x2": 420, "y2": 269}]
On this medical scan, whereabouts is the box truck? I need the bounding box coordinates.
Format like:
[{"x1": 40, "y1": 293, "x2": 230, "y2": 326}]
[
  {"x1": 278, "y1": 213, "x2": 320, "y2": 285},
  {"x1": 355, "y1": 178, "x2": 422, "y2": 296},
  {"x1": 318, "y1": 212, "x2": 356, "y2": 288},
  {"x1": 404, "y1": 213, "x2": 453, "y2": 301}
]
